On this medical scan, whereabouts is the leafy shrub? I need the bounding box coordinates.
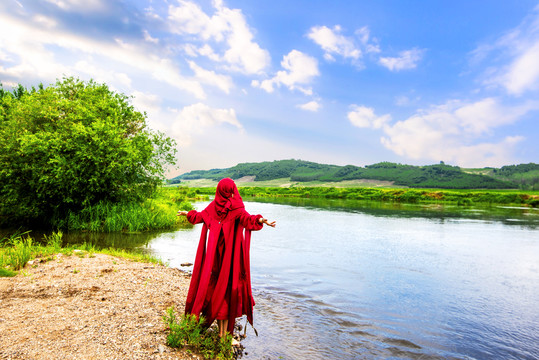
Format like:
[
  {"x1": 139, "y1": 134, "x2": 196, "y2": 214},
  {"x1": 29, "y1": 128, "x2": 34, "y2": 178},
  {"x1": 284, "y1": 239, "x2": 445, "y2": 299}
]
[
  {"x1": 0, "y1": 78, "x2": 177, "y2": 227},
  {"x1": 527, "y1": 198, "x2": 539, "y2": 207}
]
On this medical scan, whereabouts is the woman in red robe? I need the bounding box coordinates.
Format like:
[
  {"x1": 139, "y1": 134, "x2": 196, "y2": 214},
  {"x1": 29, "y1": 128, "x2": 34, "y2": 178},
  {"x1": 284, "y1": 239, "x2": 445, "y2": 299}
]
[{"x1": 177, "y1": 178, "x2": 275, "y2": 341}]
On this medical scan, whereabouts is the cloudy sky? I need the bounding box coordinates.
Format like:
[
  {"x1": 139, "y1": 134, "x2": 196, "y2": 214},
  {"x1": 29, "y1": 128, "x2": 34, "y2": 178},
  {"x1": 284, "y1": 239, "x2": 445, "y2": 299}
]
[{"x1": 1, "y1": 0, "x2": 539, "y2": 176}]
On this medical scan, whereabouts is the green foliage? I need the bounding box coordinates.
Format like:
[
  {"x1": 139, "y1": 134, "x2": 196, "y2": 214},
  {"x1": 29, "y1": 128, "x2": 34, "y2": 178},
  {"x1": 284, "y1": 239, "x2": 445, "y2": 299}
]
[
  {"x1": 173, "y1": 159, "x2": 515, "y2": 189},
  {"x1": 163, "y1": 307, "x2": 234, "y2": 360},
  {"x1": 491, "y1": 163, "x2": 539, "y2": 190},
  {"x1": 0, "y1": 77, "x2": 177, "y2": 227},
  {"x1": 235, "y1": 186, "x2": 537, "y2": 206}
]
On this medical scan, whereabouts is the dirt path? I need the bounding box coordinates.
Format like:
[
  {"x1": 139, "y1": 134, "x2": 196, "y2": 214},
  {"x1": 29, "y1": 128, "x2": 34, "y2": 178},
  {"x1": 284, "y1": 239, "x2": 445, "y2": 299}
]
[{"x1": 0, "y1": 253, "x2": 200, "y2": 360}]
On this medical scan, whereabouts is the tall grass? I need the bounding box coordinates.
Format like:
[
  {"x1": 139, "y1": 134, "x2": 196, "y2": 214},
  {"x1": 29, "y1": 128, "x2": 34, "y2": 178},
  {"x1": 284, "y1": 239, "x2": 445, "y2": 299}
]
[
  {"x1": 44, "y1": 230, "x2": 63, "y2": 253},
  {"x1": 0, "y1": 231, "x2": 164, "y2": 277},
  {"x1": 0, "y1": 232, "x2": 33, "y2": 271},
  {"x1": 99, "y1": 247, "x2": 165, "y2": 265},
  {"x1": 52, "y1": 187, "x2": 194, "y2": 232}
]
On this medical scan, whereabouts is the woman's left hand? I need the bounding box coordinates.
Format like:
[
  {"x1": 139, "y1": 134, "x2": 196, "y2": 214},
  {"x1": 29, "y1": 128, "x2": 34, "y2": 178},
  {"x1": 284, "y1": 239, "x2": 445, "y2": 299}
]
[
  {"x1": 259, "y1": 218, "x2": 276, "y2": 227},
  {"x1": 177, "y1": 210, "x2": 189, "y2": 216}
]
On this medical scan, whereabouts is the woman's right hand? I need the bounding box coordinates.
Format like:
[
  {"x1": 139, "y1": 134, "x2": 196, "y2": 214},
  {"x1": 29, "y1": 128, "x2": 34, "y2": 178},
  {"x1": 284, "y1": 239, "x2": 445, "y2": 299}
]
[{"x1": 177, "y1": 210, "x2": 189, "y2": 216}]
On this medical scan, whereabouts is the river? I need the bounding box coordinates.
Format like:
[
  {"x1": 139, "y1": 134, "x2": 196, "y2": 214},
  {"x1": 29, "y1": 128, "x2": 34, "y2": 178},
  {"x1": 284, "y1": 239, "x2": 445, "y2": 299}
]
[{"x1": 145, "y1": 198, "x2": 539, "y2": 360}]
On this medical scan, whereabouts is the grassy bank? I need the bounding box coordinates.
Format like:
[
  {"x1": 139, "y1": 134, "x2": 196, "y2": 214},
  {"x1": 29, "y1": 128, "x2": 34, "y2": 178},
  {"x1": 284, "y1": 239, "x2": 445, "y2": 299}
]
[
  {"x1": 0, "y1": 231, "x2": 164, "y2": 277},
  {"x1": 189, "y1": 185, "x2": 539, "y2": 207},
  {"x1": 50, "y1": 187, "x2": 204, "y2": 232},
  {"x1": 1, "y1": 187, "x2": 207, "y2": 275}
]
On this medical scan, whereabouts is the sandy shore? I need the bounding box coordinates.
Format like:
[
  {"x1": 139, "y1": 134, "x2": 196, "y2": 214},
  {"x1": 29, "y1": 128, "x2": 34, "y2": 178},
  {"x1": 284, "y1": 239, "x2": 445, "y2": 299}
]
[{"x1": 0, "y1": 252, "x2": 201, "y2": 360}]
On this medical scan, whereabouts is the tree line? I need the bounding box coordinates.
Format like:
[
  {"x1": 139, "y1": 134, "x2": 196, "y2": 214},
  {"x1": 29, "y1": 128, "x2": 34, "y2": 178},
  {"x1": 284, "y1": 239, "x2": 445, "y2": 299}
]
[{"x1": 172, "y1": 159, "x2": 536, "y2": 189}]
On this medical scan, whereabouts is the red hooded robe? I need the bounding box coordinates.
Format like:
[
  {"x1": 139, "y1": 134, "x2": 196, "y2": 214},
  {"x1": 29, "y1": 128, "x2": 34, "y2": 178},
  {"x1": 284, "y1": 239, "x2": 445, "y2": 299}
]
[{"x1": 184, "y1": 178, "x2": 263, "y2": 333}]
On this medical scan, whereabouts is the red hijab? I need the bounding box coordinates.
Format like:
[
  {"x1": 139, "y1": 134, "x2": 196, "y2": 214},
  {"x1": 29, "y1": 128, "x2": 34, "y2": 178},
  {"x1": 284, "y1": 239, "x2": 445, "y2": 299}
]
[{"x1": 213, "y1": 178, "x2": 244, "y2": 220}]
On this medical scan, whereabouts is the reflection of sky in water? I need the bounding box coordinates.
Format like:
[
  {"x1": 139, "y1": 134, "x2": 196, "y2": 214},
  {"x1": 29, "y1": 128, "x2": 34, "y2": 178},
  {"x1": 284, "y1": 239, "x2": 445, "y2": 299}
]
[{"x1": 147, "y1": 200, "x2": 539, "y2": 359}]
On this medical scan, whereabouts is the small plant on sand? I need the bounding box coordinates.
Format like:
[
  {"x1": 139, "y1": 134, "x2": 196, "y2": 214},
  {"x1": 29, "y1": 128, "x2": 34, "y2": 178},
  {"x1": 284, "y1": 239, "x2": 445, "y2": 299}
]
[
  {"x1": 0, "y1": 268, "x2": 16, "y2": 277},
  {"x1": 44, "y1": 231, "x2": 63, "y2": 253},
  {"x1": 163, "y1": 307, "x2": 234, "y2": 360},
  {"x1": 1, "y1": 234, "x2": 33, "y2": 270}
]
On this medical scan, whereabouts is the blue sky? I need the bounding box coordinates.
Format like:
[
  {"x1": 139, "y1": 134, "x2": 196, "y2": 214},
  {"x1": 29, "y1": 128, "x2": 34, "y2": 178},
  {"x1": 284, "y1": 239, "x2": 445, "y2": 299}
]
[{"x1": 1, "y1": 0, "x2": 538, "y2": 176}]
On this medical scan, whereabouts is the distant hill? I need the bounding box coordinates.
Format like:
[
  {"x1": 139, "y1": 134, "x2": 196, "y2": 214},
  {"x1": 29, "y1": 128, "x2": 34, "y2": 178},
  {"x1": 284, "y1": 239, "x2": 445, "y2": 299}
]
[{"x1": 170, "y1": 159, "x2": 539, "y2": 189}]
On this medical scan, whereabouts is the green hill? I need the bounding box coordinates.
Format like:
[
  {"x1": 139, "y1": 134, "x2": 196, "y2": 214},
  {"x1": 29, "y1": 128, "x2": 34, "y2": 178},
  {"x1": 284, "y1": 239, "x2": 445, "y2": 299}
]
[{"x1": 169, "y1": 159, "x2": 539, "y2": 189}]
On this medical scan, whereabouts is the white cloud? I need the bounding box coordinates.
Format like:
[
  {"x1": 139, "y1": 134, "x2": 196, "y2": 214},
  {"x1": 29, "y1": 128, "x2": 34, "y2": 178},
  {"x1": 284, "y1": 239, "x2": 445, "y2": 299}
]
[
  {"x1": 252, "y1": 50, "x2": 319, "y2": 95},
  {"x1": 217, "y1": 3, "x2": 270, "y2": 74},
  {"x1": 131, "y1": 90, "x2": 162, "y2": 114},
  {"x1": 379, "y1": 48, "x2": 424, "y2": 71},
  {"x1": 355, "y1": 26, "x2": 380, "y2": 53},
  {"x1": 168, "y1": 0, "x2": 270, "y2": 74},
  {"x1": 43, "y1": 0, "x2": 106, "y2": 12},
  {"x1": 307, "y1": 25, "x2": 361, "y2": 61},
  {"x1": 198, "y1": 44, "x2": 221, "y2": 61},
  {"x1": 171, "y1": 103, "x2": 243, "y2": 146},
  {"x1": 307, "y1": 24, "x2": 381, "y2": 65},
  {"x1": 130, "y1": 92, "x2": 244, "y2": 149},
  {"x1": 188, "y1": 61, "x2": 233, "y2": 94},
  {"x1": 502, "y1": 42, "x2": 539, "y2": 95},
  {"x1": 453, "y1": 97, "x2": 534, "y2": 134},
  {"x1": 130, "y1": 90, "x2": 167, "y2": 132},
  {"x1": 377, "y1": 98, "x2": 538, "y2": 167},
  {"x1": 143, "y1": 30, "x2": 159, "y2": 44},
  {"x1": 0, "y1": 11, "x2": 206, "y2": 99},
  {"x1": 297, "y1": 101, "x2": 321, "y2": 112},
  {"x1": 395, "y1": 95, "x2": 410, "y2": 106},
  {"x1": 474, "y1": 5, "x2": 539, "y2": 96},
  {"x1": 32, "y1": 14, "x2": 57, "y2": 29},
  {"x1": 75, "y1": 60, "x2": 132, "y2": 88},
  {"x1": 347, "y1": 105, "x2": 391, "y2": 129},
  {"x1": 168, "y1": 0, "x2": 214, "y2": 38}
]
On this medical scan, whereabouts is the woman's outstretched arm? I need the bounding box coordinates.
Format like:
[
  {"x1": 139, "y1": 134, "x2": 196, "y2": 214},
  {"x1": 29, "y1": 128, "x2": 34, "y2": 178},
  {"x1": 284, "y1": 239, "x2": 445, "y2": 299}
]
[
  {"x1": 177, "y1": 210, "x2": 204, "y2": 224},
  {"x1": 238, "y1": 211, "x2": 276, "y2": 230}
]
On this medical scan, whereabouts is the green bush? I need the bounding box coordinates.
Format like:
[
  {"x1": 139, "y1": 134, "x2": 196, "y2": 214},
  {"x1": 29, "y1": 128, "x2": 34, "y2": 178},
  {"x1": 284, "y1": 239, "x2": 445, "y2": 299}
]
[
  {"x1": 0, "y1": 78, "x2": 177, "y2": 227},
  {"x1": 527, "y1": 198, "x2": 539, "y2": 207}
]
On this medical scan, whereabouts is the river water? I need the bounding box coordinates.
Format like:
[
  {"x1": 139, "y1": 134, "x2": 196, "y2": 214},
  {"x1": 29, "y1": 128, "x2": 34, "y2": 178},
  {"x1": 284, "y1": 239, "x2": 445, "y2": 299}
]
[{"x1": 144, "y1": 199, "x2": 539, "y2": 360}]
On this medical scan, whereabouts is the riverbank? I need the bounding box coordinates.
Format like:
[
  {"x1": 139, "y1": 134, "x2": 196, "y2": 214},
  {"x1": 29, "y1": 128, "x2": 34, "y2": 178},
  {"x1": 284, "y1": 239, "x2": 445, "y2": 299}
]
[
  {"x1": 0, "y1": 252, "x2": 198, "y2": 360},
  {"x1": 188, "y1": 185, "x2": 539, "y2": 207}
]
